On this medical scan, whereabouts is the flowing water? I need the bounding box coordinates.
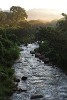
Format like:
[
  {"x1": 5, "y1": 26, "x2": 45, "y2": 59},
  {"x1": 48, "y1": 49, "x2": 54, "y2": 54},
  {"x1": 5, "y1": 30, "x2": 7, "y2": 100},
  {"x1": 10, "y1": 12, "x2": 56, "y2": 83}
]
[{"x1": 11, "y1": 43, "x2": 67, "y2": 100}]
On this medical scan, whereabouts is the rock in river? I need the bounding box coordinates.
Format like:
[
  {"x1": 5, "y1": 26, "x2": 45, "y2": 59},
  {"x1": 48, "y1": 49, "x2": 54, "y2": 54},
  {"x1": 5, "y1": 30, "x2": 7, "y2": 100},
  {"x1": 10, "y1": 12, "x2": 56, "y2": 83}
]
[
  {"x1": 43, "y1": 58, "x2": 49, "y2": 64},
  {"x1": 17, "y1": 88, "x2": 27, "y2": 93},
  {"x1": 30, "y1": 51, "x2": 35, "y2": 54},
  {"x1": 31, "y1": 94, "x2": 43, "y2": 99},
  {"x1": 35, "y1": 53, "x2": 41, "y2": 58},
  {"x1": 39, "y1": 55, "x2": 45, "y2": 60},
  {"x1": 21, "y1": 76, "x2": 27, "y2": 81}
]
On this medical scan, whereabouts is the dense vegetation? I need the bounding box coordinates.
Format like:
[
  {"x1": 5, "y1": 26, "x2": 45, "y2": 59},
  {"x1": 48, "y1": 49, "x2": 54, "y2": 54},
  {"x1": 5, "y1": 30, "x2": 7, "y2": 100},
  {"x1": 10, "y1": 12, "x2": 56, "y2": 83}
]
[
  {"x1": 0, "y1": 6, "x2": 35, "y2": 44},
  {"x1": 0, "y1": 6, "x2": 28, "y2": 100},
  {"x1": 36, "y1": 13, "x2": 67, "y2": 73},
  {"x1": 0, "y1": 28, "x2": 20, "y2": 100}
]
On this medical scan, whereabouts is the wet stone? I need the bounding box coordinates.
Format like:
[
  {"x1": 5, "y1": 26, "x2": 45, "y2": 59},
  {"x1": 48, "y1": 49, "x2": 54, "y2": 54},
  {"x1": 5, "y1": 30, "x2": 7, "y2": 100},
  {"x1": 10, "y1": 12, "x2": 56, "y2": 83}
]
[
  {"x1": 15, "y1": 61, "x2": 22, "y2": 63},
  {"x1": 31, "y1": 94, "x2": 43, "y2": 99},
  {"x1": 21, "y1": 76, "x2": 27, "y2": 81},
  {"x1": 17, "y1": 88, "x2": 27, "y2": 93},
  {"x1": 24, "y1": 43, "x2": 27, "y2": 46},
  {"x1": 43, "y1": 58, "x2": 49, "y2": 64},
  {"x1": 39, "y1": 55, "x2": 45, "y2": 60},
  {"x1": 35, "y1": 53, "x2": 41, "y2": 58},
  {"x1": 30, "y1": 51, "x2": 35, "y2": 54}
]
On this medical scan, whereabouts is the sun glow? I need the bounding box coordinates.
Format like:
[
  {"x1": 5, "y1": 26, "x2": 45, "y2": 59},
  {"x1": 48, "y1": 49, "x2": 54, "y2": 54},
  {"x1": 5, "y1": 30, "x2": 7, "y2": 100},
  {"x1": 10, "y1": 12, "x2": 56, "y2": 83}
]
[{"x1": 0, "y1": 0, "x2": 67, "y2": 21}]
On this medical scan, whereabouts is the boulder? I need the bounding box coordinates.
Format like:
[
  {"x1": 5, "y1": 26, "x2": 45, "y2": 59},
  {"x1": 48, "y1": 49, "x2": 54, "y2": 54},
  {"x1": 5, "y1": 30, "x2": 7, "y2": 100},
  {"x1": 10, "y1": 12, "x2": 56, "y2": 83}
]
[
  {"x1": 24, "y1": 43, "x2": 27, "y2": 46},
  {"x1": 35, "y1": 53, "x2": 41, "y2": 58},
  {"x1": 17, "y1": 88, "x2": 27, "y2": 93},
  {"x1": 21, "y1": 76, "x2": 27, "y2": 81},
  {"x1": 37, "y1": 59, "x2": 41, "y2": 62},
  {"x1": 43, "y1": 58, "x2": 49, "y2": 64},
  {"x1": 32, "y1": 54, "x2": 34, "y2": 56},
  {"x1": 17, "y1": 61, "x2": 22, "y2": 63},
  {"x1": 34, "y1": 48, "x2": 38, "y2": 53},
  {"x1": 39, "y1": 55, "x2": 45, "y2": 60},
  {"x1": 30, "y1": 51, "x2": 35, "y2": 54},
  {"x1": 31, "y1": 94, "x2": 43, "y2": 99}
]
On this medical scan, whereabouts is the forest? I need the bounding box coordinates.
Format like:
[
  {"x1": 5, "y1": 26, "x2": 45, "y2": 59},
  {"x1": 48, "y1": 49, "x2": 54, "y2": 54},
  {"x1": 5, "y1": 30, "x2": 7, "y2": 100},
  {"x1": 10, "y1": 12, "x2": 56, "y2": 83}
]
[{"x1": 0, "y1": 6, "x2": 67, "y2": 99}]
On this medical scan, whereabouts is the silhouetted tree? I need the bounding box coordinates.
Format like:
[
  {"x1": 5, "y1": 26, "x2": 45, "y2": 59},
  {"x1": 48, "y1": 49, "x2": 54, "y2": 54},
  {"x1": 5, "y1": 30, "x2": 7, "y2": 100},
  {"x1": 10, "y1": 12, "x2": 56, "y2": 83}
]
[{"x1": 10, "y1": 6, "x2": 28, "y2": 22}]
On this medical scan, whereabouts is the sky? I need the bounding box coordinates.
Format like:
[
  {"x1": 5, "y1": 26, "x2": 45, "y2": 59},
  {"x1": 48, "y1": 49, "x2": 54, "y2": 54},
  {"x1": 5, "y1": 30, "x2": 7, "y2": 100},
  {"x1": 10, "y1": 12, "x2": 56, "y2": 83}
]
[
  {"x1": 0, "y1": 0, "x2": 67, "y2": 12},
  {"x1": 0, "y1": 0, "x2": 67, "y2": 21}
]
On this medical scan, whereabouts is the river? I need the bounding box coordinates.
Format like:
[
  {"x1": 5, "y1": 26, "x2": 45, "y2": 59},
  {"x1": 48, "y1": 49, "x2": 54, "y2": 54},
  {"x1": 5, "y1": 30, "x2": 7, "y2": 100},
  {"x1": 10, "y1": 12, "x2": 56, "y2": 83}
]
[{"x1": 11, "y1": 43, "x2": 67, "y2": 100}]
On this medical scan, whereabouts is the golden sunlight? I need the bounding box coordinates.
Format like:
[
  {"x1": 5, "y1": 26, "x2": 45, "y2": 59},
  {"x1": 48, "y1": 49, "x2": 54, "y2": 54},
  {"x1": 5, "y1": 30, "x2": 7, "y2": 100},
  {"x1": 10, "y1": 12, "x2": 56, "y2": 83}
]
[{"x1": 0, "y1": 0, "x2": 67, "y2": 21}]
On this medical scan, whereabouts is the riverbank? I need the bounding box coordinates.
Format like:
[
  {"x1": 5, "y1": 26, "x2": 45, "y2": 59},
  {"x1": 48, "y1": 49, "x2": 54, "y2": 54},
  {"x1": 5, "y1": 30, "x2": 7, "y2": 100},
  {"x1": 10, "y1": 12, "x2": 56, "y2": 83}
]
[
  {"x1": 0, "y1": 47, "x2": 19, "y2": 100},
  {"x1": 33, "y1": 45, "x2": 67, "y2": 74},
  {"x1": 0, "y1": 28, "x2": 20, "y2": 100},
  {"x1": 0, "y1": 66, "x2": 14, "y2": 100},
  {"x1": 35, "y1": 26, "x2": 67, "y2": 74}
]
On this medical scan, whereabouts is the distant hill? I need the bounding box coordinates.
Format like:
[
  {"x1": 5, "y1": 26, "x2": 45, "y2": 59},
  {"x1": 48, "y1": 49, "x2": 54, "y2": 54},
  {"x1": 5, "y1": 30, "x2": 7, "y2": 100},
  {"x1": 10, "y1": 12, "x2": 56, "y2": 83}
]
[
  {"x1": 28, "y1": 19, "x2": 58, "y2": 28},
  {"x1": 28, "y1": 20, "x2": 46, "y2": 28},
  {"x1": 27, "y1": 8, "x2": 62, "y2": 21},
  {"x1": 45, "y1": 20, "x2": 57, "y2": 27}
]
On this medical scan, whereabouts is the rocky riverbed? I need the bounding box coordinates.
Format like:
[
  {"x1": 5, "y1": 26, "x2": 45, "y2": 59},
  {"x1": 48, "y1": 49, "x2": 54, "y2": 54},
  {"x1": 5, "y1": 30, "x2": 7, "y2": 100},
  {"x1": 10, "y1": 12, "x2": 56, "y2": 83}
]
[{"x1": 11, "y1": 43, "x2": 67, "y2": 100}]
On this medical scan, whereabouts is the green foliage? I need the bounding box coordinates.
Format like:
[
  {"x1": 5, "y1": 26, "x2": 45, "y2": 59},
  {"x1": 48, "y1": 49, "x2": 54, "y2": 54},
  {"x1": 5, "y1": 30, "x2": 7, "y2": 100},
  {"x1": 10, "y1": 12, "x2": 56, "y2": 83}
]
[
  {"x1": 0, "y1": 66, "x2": 14, "y2": 100},
  {"x1": 10, "y1": 6, "x2": 28, "y2": 22},
  {"x1": 0, "y1": 6, "x2": 35, "y2": 44},
  {"x1": 0, "y1": 11, "x2": 7, "y2": 25},
  {"x1": 36, "y1": 17, "x2": 67, "y2": 72},
  {"x1": 0, "y1": 27, "x2": 20, "y2": 99},
  {"x1": 0, "y1": 6, "x2": 27, "y2": 26}
]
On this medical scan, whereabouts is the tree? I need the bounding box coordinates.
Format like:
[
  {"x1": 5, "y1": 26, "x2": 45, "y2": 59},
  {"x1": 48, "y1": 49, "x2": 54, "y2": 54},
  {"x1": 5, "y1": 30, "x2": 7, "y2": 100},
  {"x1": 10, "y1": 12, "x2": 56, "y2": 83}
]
[
  {"x1": 0, "y1": 11, "x2": 7, "y2": 24},
  {"x1": 57, "y1": 13, "x2": 67, "y2": 32},
  {"x1": 10, "y1": 6, "x2": 28, "y2": 22},
  {"x1": 4, "y1": 12, "x2": 12, "y2": 25},
  {"x1": 62, "y1": 13, "x2": 67, "y2": 20}
]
